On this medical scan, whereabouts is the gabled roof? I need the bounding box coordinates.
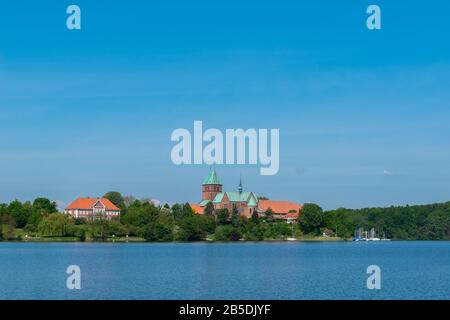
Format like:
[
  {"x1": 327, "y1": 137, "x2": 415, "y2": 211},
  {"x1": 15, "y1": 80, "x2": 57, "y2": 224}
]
[
  {"x1": 247, "y1": 195, "x2": 258, "y2": 207},
  {"x1": 258, "y1": 200, "x2": 302, "y2": 215},
  {"x1": 65, "y1": 197, "x2": 120, "y2": 211},
  {"x1": 225, "y1": 191, "x2": 253, "y2": 202},
  {"x1": 199, "y1": 199, "x2": 211, "y2": 206},
  {"x1": 212, "y1": 192, "x2": 225, "y2": 203},
  {"x1": 213, "y1": 192, "x2": 258, "y2": 205},
  {"x1": 202, "y1": 169, "x2": 221, "y2": 185}
]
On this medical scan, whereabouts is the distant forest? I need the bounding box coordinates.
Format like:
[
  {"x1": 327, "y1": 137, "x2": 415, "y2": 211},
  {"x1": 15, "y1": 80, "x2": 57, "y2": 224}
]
[
  {"x1": 1, "y1": 192, "x2": 450, "y2": 241},
  {"x1": 324, "y1": 202, "x2": 450, "y2": 240}
]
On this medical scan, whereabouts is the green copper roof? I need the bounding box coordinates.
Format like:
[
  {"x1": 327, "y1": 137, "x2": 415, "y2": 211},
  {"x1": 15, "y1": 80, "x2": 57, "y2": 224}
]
[
  {"x1": 213, "y1": 193, "x2": 225, "y2": 203},
  {"x1": 212, "y1": 191, "x2": 257, "y2": 204},
  {"x1": 226, "y1": 192, "x2": 250, "y2": 202},
  {"x1": 202, "y1": 169, "x2": 221, "y2": 185},
  {"x1": 199, "y1": 199, "x2": 211, "y2": 206},
  {"x1": 247, "y1": 195, "x2": 258, "y2": 207}
]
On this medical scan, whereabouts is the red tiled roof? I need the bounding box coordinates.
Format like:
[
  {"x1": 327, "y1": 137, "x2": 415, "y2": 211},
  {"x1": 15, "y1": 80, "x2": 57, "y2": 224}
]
[
  {"x1": 258, "y1": 200, "x2": 302, "y2": 215},
  {"x1": 65, "y1": 197, "x2": 120, "y2": 211},
  {"x1": 190, "y1": 204, "x2": 204, "y2": 214}
]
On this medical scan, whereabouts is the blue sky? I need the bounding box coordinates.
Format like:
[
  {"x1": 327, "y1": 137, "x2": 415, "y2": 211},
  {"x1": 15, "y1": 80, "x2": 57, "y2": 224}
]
[{"x1": 0, "y1": 0, "x2": 449, "y2": 210}]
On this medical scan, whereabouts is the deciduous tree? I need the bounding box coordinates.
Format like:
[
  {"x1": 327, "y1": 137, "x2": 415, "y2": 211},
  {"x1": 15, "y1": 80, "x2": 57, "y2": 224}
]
[
  {"x1": 298, "y1": 203, "x2": 325, "y2": 236},
  {"x1": 103, "y1": 191, "x2": 125, "y2": 209}
]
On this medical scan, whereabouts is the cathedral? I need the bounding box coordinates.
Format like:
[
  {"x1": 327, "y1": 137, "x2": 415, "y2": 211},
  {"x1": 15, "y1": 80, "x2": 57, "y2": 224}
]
[{"x1": 190, "y1": 169, "x2": 302, "y2": 221}]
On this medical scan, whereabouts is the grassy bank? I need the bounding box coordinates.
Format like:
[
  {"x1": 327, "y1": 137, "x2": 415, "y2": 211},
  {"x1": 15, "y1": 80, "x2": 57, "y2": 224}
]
[{"x1": 2, "y1": 228, "x2": 345, "y2": 243}]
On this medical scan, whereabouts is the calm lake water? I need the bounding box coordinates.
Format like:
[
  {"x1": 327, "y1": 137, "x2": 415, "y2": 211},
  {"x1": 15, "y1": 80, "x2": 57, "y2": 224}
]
[{"x1": 0, "y1": 241, "x2": 449, "y2": 300}]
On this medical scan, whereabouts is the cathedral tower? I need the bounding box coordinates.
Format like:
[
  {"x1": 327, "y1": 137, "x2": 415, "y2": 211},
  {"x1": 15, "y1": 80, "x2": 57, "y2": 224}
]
[{"x1": 202, "y1": 169, "x2": 222, "y2": 201}]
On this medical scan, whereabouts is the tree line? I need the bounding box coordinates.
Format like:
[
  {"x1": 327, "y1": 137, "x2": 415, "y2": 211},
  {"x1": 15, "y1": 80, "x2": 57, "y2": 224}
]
[
  {"x1": 1, "y1": 192, "x2": 450, "y2": 241},
  {"x1": 324, "y1": 202, "x2": 450, "y2": 240},
  {"x1": 0, "y1": 192, "x2": 293, "y2": 241}
]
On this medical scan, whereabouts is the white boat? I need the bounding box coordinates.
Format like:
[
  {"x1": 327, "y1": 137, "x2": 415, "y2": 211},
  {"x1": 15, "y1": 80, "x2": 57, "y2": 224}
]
[{"x1": 353, "y1": 228, "x2": 385, "y2": 241}]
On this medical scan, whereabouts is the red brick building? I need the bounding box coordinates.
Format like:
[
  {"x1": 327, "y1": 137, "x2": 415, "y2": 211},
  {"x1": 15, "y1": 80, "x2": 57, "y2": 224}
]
[
  {"x1": 191, "y1": 169, "x2": 302, "y2": 221},
  {"x1": 65, "y1": 197, "x2": 120, "y2": 220}
]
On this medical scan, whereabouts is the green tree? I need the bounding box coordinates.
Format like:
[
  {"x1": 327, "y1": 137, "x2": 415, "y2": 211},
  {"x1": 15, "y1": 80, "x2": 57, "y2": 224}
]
[
  {"x1": 106, "y1": 219, "x2": 128, "y2": 237},
  {"x1": 171, "y1": 203, "x2": 183, "y2": 220},
  {"x1": 121, "y1": 201, "x2": 159, "y2": 227},
  {"x1": 158, "y1": 207, "x2": 175, "y2": 225},
  {"x1": 231, "y1": 207, "x2": 239, "y2": 226},
  {"x1": 251, "y1": 211, "x2": 259, "y2": 223},
  {"x1": 264, "y1": 208, "x2": 274, "y2": 219},
  {"x1": 182, "y1": 203, "x2": 195, "y2": 218},
  {"x1": 103, "y1": 191, "x2": 125, "y2": 209},
  {"x1": 75, "y1": 227, "x2": 86, "y2": 241},
  {"x1": 216, "y1": 208, "x2": 229, "y2": 225},
  {"x1": 176, "y1": 215, "x2": 215, "y2": 241},
  {"x1": 24, "y1": 210, "x2": 45, "y2": 233},
  {"x1": 237, "y1": 215, "x2": 249, "y2": 228},
  {"x1": 143, "y1": 223, "x2": 173, "y2": 241},
  {"x1": 424, "y1": 210, "x2": 450, "y2": 240},
  {"x1": 298, "y1": 203, "x2": 325, "y2": 235},
  {"x1": 84, "y1": 218, "x2": 127, "y2": 240},
  {"x1": 204, "y1": 202, "x2": 215, "y2": 216},
  {"x1": 38, "y1": 213, "x2": 74, "y2": 237},
  {"x1": 32, "y1": 198, "x2": 57, "y2": 213},
  {"x1": 244, "y1": 223, "x2": 265, "y2": 240},
  {"x1": 88, "y1": 219, "x2": 110, "y2": 240},
  {"x1": 324, "y1": 208, "x2": 355, "y2": 238},
  {"x1": 25, "y1": 198, "x2": 57, "y2": 233},
  {"x1": 0, "y1": 214, "x2": 16, "y2": 240},
  {"x1": 214, "y1": 225, "x2": 242, "y2": 241},
  {"x1": 8, "y1": 200, "x2": 33, "y2": 228}
]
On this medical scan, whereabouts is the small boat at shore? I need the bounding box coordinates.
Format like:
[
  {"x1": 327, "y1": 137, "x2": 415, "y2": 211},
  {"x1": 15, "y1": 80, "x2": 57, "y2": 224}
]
[
  {"x1": 353, "y1": 228, "x2": 365, "y2": 241},
  {"x1": 353, "y1": 228, "x2": 389, "y2": 241}
]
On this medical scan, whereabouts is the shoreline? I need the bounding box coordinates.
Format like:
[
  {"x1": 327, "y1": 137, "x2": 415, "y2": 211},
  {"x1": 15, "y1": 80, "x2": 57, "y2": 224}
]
[
  {"x1": 1, "y1": 236, "x2": 347, "y2": 243},
  {"x1": 4, "y1": 239, "x2": 450, "y2": 244}
]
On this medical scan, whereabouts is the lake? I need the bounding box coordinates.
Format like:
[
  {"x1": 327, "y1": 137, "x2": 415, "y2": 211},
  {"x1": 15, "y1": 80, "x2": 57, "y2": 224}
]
[{"x1": 0, "y1": 241, "x2": 449, "y2": 300}]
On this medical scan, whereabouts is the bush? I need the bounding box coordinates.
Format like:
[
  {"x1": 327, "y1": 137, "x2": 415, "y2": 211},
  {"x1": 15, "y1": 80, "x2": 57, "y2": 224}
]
[
  {"x1": 143, "y1": 223, "x2": 173, "y2": 242},
  {"x1": 176, "y1": 215, "x2": 215, "y2": 241},
  {"x1": 74, "y1": 226, "x2": 86, "y2": 241},
  {"x1": 38, "y1": 213, "x2": 75, "y2": 237},
  {"x1": 214, "y1": 225, "x2": 242, "y2": 241}
]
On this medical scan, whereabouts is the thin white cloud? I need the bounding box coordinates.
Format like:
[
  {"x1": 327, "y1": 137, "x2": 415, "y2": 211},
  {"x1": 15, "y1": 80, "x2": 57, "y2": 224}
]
[
  {"x1": 54, "y1": 200, "x2": 66, "y2": 211},
  {"x1": 383, "y1": 169, "x2": 401, "y2": 177}
]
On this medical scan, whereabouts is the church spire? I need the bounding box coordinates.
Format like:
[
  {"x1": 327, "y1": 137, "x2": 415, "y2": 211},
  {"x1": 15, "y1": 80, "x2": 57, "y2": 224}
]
[{"x1": 238, "y1": 175, "x2": 243, "y2": 194}]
